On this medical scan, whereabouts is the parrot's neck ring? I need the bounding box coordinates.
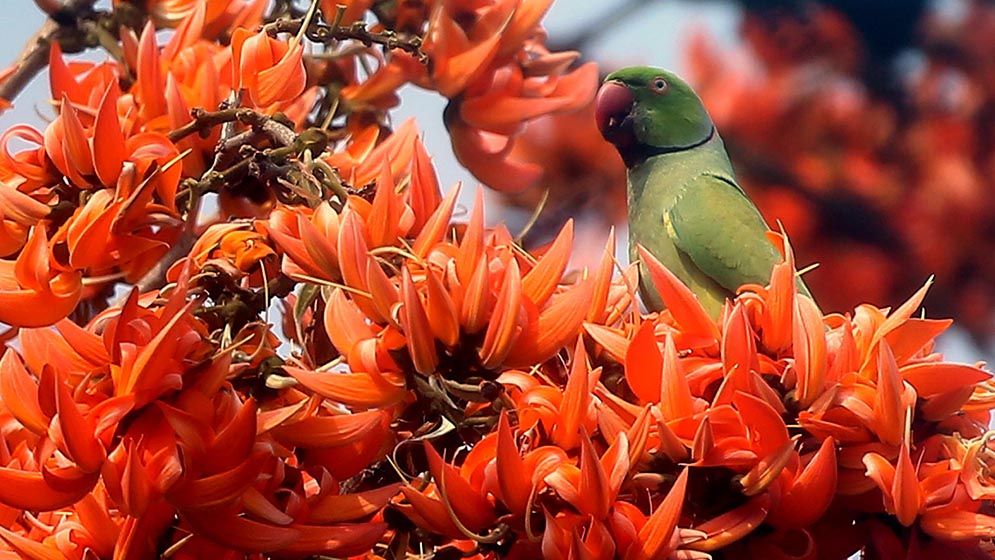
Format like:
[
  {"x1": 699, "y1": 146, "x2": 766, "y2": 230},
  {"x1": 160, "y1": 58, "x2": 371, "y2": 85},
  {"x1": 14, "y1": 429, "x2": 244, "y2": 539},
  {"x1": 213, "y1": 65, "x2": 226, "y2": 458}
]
[{"x1": 623, "y1": 125, "x2": 717, "y2": 168}]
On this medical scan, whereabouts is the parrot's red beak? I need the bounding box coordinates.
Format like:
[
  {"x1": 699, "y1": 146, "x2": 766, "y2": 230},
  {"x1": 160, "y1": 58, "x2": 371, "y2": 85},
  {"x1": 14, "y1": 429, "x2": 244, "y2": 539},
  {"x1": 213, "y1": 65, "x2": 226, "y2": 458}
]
[{"x1": 595, "y1": 81, "x2": 635, "y2": 146}]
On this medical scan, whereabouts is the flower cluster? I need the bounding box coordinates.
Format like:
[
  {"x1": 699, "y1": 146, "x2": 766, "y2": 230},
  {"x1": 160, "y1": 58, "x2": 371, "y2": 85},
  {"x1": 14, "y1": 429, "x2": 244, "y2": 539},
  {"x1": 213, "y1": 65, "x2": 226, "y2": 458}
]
[
  {"x1": 0, "y1": 0, "x2": 597, "y2": 327},
  {"x1": 326, "y1": 0, "x2": 598, "y2": 192},
  {"x1": 0, "y1": 1, "x2": 994, "y2": 559}
]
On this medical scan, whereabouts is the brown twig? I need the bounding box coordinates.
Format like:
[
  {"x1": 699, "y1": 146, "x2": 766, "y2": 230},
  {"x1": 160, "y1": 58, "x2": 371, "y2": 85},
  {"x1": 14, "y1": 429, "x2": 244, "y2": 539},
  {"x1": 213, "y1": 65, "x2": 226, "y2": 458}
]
[
  {"x1": 0, "y1": 20, "x2": 59, "y2": 103},
  {"x1": 168, "y1": 108, "x2": 242, "y2": 142},
  {"x1": 0, "y1": 0, "x2": 97, "y2": 104},
  {"x1": 168, "y1": 107, "x2": 297, "y2": 147},
  {"x1": 120, "y1": 102, "x2": 293, "y2": 301},
  {"x1": 134, "y1": 232, "x2": 198, "y2": 294},
  {"x1": 264, "y1": 14, "x2": 427, "y2": 63}
]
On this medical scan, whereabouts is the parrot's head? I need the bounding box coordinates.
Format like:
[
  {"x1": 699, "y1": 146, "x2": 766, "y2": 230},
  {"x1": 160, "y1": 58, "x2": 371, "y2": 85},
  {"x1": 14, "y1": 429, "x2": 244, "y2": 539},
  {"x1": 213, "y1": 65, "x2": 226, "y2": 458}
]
[{"x1": 596, "y1": 66, "x2": 714, "y2": 165}]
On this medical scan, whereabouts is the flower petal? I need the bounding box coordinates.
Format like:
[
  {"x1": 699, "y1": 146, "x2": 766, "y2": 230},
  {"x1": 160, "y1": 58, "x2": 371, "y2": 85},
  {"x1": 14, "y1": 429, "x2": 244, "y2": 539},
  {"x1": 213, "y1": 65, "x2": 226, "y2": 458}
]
[
  {"x1": 625, "y1": 320, "x2": 662, "y2": 404},
  {"x1": 629, "y1": 468, "x2": 688, "y2": 560},
  {"x1": 637, "y1": 245, "x2": 719, "y2": 341}
]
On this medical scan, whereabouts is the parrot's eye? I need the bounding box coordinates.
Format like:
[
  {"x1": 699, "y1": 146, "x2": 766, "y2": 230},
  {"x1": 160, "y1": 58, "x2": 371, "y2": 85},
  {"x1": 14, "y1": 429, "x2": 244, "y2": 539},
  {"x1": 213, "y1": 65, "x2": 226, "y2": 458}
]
[{"x1": 649, "y1": 77, "x2": 669, "y2": 94}]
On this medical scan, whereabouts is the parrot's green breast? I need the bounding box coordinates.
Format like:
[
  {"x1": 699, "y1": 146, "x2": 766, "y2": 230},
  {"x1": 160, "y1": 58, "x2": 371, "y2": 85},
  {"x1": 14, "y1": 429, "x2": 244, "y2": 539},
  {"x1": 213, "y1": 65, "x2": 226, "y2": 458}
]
[{"x1": 627, "y1": 132, "x2": 785, "y2": 317}]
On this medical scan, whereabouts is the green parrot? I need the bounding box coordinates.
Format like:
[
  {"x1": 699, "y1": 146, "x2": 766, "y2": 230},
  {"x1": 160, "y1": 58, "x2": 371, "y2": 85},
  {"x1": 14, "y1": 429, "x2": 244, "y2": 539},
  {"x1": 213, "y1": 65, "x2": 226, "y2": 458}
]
[{"x1": 595, "y1": 66, "x2": 810, "y2": 317}]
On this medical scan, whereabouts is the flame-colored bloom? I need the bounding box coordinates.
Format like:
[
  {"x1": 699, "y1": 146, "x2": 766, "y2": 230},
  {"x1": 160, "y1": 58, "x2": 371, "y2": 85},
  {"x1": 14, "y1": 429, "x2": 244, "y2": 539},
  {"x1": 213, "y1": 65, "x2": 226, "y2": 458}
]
[
  {"x1": 312, "y1": 190, "x2": 601, "y2": 378},
  {"x1": 184, "y1": 221, "x2": 275, "y2": 275},
  {"x1": 124, "y1": 0, "x2": 266, "y2": 36},
  {"x1": 333, "y1": 0, "x2": 600, "y2": 192},
  {"x1": 446, "y1": 62, "x2": 599, "y2": 192},
  {"x1": 0, "y1": 278, "x2": 398, "y2": 557},
  {"x1": 0, "y1": 179, "x2": 50, "y2": 257},
  {"x1": 231, "y1": 28, "x2": 306, "y2": 108},
  {"x1": 0, "y1": 226, "x2": 82, "y2": 327}
]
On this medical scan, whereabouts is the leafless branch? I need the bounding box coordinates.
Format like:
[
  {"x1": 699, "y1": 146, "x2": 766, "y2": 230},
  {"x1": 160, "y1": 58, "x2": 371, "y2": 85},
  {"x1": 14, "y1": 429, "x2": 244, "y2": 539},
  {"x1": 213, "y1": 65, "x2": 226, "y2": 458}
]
[
  {"x1": 264, "y1": 12, "x2": 427, "y2": 62},
  {"x1": 168, "y1": 107, "x2": 298, "y2": 147},
  {"x1": 0, "y1": 0, "x2": 98, "y2": 104}
]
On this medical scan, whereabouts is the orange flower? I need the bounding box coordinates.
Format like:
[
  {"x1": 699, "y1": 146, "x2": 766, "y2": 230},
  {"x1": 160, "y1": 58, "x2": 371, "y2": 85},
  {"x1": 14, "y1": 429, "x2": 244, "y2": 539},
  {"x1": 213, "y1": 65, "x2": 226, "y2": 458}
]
[
  {"x1": 318, "y1": 189, "x2": 599, "y2": 379},
  {"x1": 340, "y1": 52, "x2": 427, "y2": 111},
  {"x1": 126, "y1": 0, "x2": 267, "y2": 36},
  {"x1": 575, "y1": 233, "x2": 995, "y2": 556},
  {"x1": 183, "y1": 222, "x2": 275, "y2": 275},
  {"x1": 0, "y1": 275, "x2": 401, "y2": 557},
  {"x1": 0, "y1": 179, "x2": 50, "y2": 257},
  {"x1": 413, "y1": 0, "x2": 600, "y2": 192},
  {"x1": 445, "y1": 62, "x2": 599, "y2": 193},
  {"x1": 0, "y1": 226, "x2": 81, "y2": 327},
  {"x1": 0, "y1": 124, "x2": 59, "y2": 197},
  {"x1": 231, "y1": 28, "x2": 307, "y2": 108},
  {"x1": 267, "y1": 202, "x2": 343, "y2": 283}
]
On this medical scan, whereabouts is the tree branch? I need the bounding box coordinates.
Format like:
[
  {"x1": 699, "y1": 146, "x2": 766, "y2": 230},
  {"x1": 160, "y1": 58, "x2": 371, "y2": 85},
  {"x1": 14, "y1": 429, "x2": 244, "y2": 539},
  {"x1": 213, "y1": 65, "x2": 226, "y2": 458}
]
[
  {"x1": 0, "y1": 20, "x2": 59, "y2": 103},
  {"x1": 130, "y1": 230, "x2": 198, "y2": 295},
  {"x1": 264, "y1": 13, "x2": 427, "y2": 62},
  {"x1": 168, "y1": 107, "x2": 297, "y2": 147},
  {"x1": 0, "y1": 0, "x2": 97, "y2": 104}
]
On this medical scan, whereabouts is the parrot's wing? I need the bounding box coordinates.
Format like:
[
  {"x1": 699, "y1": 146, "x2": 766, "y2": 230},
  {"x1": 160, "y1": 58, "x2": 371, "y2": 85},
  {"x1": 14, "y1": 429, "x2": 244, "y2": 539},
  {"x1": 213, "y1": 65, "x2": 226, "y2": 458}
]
[{"x1": 665, "y1": 173, "x2": 783, "y2": 294}]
